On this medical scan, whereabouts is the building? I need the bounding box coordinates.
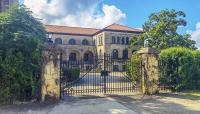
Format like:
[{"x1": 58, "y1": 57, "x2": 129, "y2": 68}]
[
  {"x1": 45, "y1": 23, "x2": 142, "y2": 71},
  {"x1": 0, "y1": 0, "x2": 18, "y2": 12}
]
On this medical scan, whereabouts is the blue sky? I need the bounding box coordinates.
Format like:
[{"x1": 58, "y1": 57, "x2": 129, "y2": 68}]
[
  {"x1": 104, "y1": 0, "x2": 200, "y2": 33},
  {"x1": 103, "y1": 0, "x2": 200, "y2": 33},
  {"x1": 22, "y1": 0, "x2": 200, "y2": 48},
  {"x1": 21, "y1": 0, "x2": 199, "y2": 31}
]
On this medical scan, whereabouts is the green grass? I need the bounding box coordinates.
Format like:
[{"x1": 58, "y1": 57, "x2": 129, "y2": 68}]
[{"x1": 180, "y1": 90, "x2": 200, "y2": 97}]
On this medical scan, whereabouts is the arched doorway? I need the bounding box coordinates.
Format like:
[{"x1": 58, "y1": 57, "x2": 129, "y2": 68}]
[
  {"x1": 68, "y1": 50, "x2": 80, "y2": 63},
  {"x1": 84, "y1": 51, "x2": 94, "y2": 64}
]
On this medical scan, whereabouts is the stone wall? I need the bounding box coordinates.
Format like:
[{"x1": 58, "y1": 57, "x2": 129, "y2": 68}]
[
  {"x1": 138, "y1": 48, "x2": 159, "y2": 94},
  {"x1": 41, "y1": 45, "x2": 62, "y2": 101}
]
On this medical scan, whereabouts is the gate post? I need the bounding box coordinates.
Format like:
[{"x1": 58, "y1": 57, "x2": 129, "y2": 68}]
[
  {"x1": 138, "y1": 47, "x2": 159, "y2": 94},
  {"x1": 41, "y1": 44, "x2": 63, "y2": 102}
]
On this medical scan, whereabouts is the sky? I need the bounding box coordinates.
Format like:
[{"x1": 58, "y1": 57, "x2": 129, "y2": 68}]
[{"x1": 20, "y1": 0, "x2": 200, "y2": 48}]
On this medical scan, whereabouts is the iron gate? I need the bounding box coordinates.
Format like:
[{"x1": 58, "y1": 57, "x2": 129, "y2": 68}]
[{"x1": 60, "y1": 54, "x2": 141, "y2": 97}]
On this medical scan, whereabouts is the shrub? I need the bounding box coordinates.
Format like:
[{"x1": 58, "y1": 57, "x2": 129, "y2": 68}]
[
  {"x1": 63, "y1": 68, "x2": 80, "y2": 82},
  {"x1": 159, "y1": 47, "x2": 200, "y2": 91},
  {"x1": 126, "y1": 53, "x2": 141, "y2": 83},
  {"x1": 0, "y1": 6, "x2": 45, "y2": 103}
]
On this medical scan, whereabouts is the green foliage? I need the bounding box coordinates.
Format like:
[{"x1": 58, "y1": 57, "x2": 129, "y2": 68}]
[
  {"x1": 131, "y1": 9, "x2": 196, "y2": 50},
  {"x1": 159, "y1": 47, "x2": 200, "y2": 91},
  {"x1": 63, "y1": 68, "x2": 80, "y2": 82},
  {"x1": 126, "y1": 53, "x2": 141, "y2": 82},
  {"x1": 0, "y1": 5, "x2": 46, "y2": 103}
]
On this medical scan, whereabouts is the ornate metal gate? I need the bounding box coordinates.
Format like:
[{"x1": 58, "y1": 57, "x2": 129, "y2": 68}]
[{"x1": 60, "y1": 54, "x2": 141, "y2": 97}]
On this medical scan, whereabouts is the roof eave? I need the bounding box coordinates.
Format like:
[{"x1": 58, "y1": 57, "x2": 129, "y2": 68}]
[{"x1": 46, "y1": 32, "x2": 94, "y2": 37}]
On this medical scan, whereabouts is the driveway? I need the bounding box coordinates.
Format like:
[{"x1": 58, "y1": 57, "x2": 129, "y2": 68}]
[
  {"x1": 0, "y1": 96, "x2": 138, "y2": 114},
  {"x1": 0, "y1": 93, "x2": 200, "y2": 114}
]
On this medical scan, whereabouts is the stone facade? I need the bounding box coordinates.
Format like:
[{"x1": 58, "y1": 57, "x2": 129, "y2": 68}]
[
  {"x1": 46, "y1": 24, "x2": 142, "y2": 71},
  {"x1": 50, "y1": 34, "x2": 96, "y2": 61},
  {"x1": 0, "y1": 0, "x2": 18, "y2": 12}
]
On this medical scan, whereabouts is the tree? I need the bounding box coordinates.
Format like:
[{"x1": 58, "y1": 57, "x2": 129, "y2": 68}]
[
  {"x1": 0, "y1": 5, "x2": 46, "y2": 103},
  {"x1": 131, "y1": 9, "x2": 196, "y2": 50}
]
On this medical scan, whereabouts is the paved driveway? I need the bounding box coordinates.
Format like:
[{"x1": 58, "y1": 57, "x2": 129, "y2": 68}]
[
  {"x1": 1, "y1": 93, "x2": 200, "y2": 114},
  {"x1": 0, "y1": 97, "x2": 138, "y2": 114}
]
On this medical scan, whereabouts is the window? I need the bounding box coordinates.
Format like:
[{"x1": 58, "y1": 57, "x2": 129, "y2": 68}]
[
  {"x1": 112, "y1": 49, "x2": 118, "y2": 59},
  {"x1": 84, "y1": 52, "x2": 94, "y2": 64},
  {"x1": 122, "y1": 37, "x2": 125, "y2": 44},
  {"x1": 117, "y1": 37, "x2": 120, "y2": 44},
  {"x1": 55, "y1": 38, "x2": 62, "y2": 44},
  {"x1": 69, "y1": 39, "x2": 76, "y2": 44},
  {"x1": 82, "y1": 39, "x2": 89, "y2": 45},
  {"x1": 112, "y1": 36, "x2": 116, "y2": 44},
  {"x1": 98, "y1": 36, "x2": 103, "y2": 45},
  {"x1": 69, "y1": 53, "x2": 76, "y2": 61},
  {"x1": 123, "y1": 49, "x2": 128, "y2": 59},
  {"x1": 122, "y1": 65, "x2": 127, "y2": 71},
  {"x1": 126, "y1": 37, "x2": 129, "y2": 44},
  {"x1": 113, "y1": 65, "x2": 119, "y2": 71},
  {"x1": 4, "y1": 0, "x2": 9, "y2": 5}
]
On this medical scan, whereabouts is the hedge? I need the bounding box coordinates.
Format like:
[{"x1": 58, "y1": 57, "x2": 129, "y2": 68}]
[
  {"x1": 126, "y1": 53, "x2": 141, "y2": 83},
  {"x1": 159, "y1": 47, "x2": 200, "y2": 91},
  {"x1": 63, "y1": 68, "x2": 80, "y2": 82}
]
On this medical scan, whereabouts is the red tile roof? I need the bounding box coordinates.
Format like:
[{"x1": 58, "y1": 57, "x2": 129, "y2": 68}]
[
  {"x1": 45, "y1": 23, "x2": 142, "y2": 36},
  {"x1": 103, "y1": 23, "x2": 143, "y2": 32},
  {"x1": 45, "y1": 25, "x2": 100, "y2": 36}
]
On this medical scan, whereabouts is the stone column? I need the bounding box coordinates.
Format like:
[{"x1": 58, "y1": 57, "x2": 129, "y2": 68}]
[
  {"x1": 138, "y1": 47, "x2": 159, "y2": 94},
  {"x1": 41, "y1": 44, "x2": 62, "y2": 102}
]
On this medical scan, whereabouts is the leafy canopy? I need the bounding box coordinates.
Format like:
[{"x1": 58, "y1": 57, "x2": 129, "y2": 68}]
[
  {"x1": 131, "y1": 9, "x2": 196, "y2": 50},
  {"x1": 0, "y1": 5, "x2": 46, "y2": 103}
]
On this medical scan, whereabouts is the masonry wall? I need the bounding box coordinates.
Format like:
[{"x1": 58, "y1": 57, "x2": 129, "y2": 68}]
[{"x1": 41, "y1": 51, "x2": 61, "y2": 101}]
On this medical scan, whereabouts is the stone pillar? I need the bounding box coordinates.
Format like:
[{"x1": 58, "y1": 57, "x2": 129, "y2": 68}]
[
  {"x1": 138, "y1": 47, "x2": 159, "y2": 94},
  {"x1": 41, "y1": 44, "x2": 62, "y2": 102}
]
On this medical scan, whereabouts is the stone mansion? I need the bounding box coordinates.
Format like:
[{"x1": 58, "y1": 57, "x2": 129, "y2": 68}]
[{"x1": 45, "y1": 24, "x2": 142, "y2": 71}]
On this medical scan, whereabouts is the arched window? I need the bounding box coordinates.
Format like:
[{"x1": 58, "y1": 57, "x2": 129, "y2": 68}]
[
  {"x1": 69, "y1": 53, "x2": 76, "y2": 61},
  {"x1": 126, "y1": 37, "x2": 129, "y2": 44},
  {"x1": 112, "y1": 49, "x2": 118, "y2": 59},
  {"x1": 82, "y1": 39, "x2": 89, "y2": 45},
  {"x1": 112, "y1": 36, "x2": 116, "y2": 44},
  {"x1": 69, "y1": 39, "x2": 76, "y2": 45},
  {"x1": 123, "y1": 49, "x2": 128, "y2": 59},
  {"x1": 122, "y1": 37, "x2": 125, "y2": 44},
  {"x1": 55, "y1": 38, "x2": 62, "y2": 44}
]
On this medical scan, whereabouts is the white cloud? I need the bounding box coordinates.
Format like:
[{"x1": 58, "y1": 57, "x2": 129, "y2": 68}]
[
  {"x1": 23, "y1": 0, "x2": 126, "y2": 28},
  {"x1": 196, "y1": 22, "x2": 200, "y2": 30},
  {"x1": 188, "y1": 22, "x2": 200, "y2": 49}
]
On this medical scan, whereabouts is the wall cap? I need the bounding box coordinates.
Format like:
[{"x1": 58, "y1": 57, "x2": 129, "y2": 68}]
[{"x1": 137, "y1": 47, "x2": 159, "y2": 54}]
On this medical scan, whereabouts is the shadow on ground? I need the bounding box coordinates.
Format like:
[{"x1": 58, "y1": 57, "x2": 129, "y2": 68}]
[
  {"x1": 0, "y1": 93, "x2": 200, "y2": 114},
  {"x1": 109, "y1": 93, "x2": 200, "y2": 114}
]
